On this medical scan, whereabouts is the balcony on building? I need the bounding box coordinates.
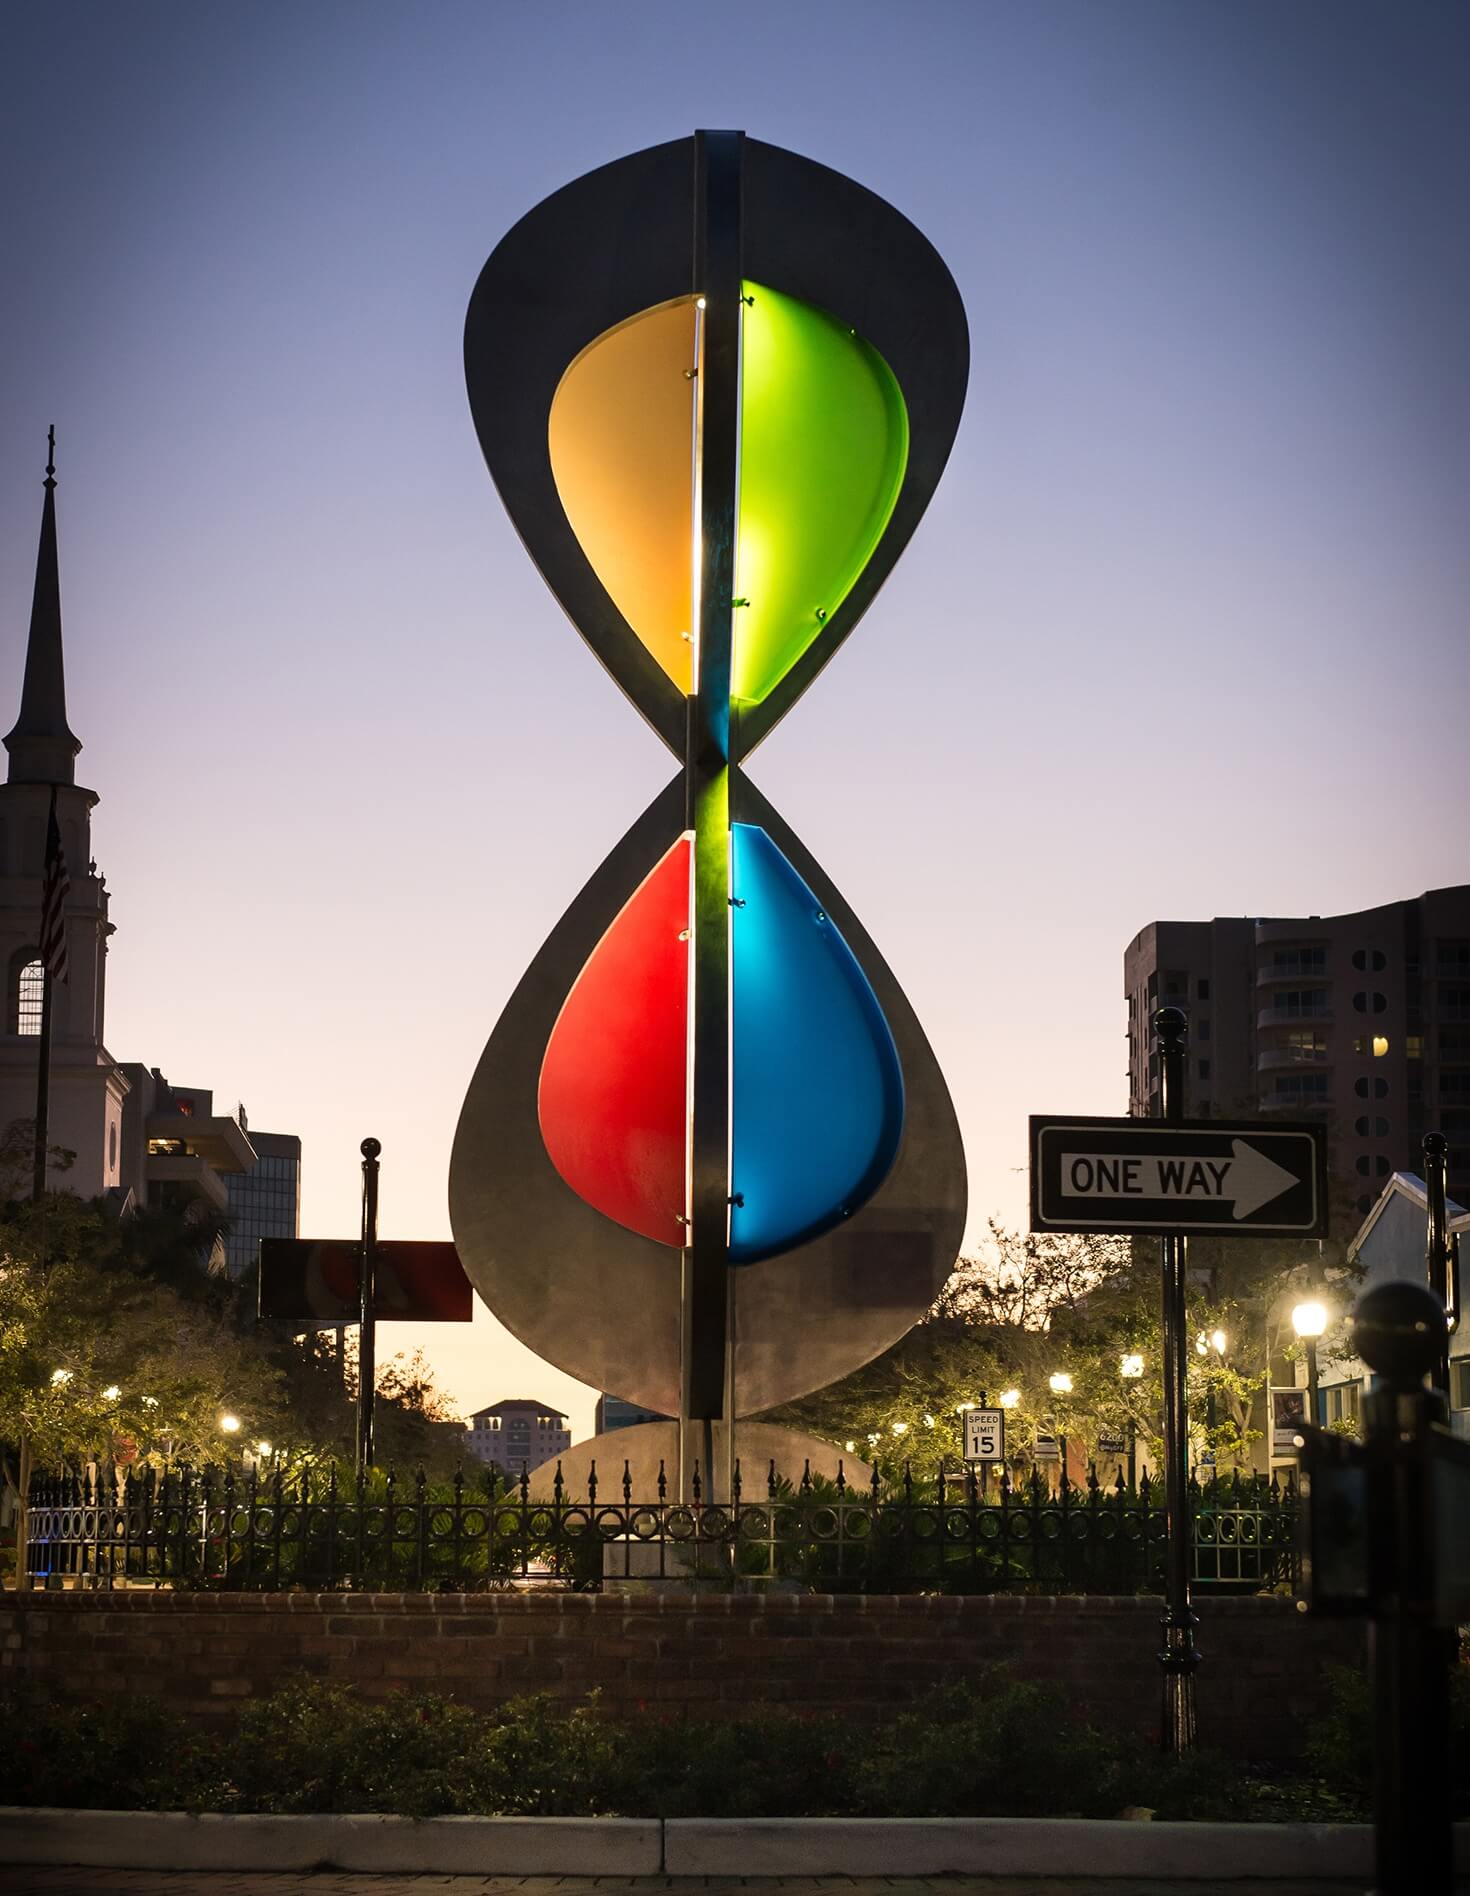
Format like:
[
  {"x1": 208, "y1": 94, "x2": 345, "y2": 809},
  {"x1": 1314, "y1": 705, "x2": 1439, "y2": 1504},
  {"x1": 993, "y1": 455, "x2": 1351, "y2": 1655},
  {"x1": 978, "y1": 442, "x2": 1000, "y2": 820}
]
[
  {"x1": 1256, "y1": 1046, "x2": 1333, "y2": 1072},
  {"x1": 1257, "y1": 998, "x2": 1333, "y2": 1031},
  {"x1": 1255, "y1": 955, "x2": 1330, "y2": 988},
  {"x1": 144, "y1": 1112, "x2": 255, "y2": 1213}
]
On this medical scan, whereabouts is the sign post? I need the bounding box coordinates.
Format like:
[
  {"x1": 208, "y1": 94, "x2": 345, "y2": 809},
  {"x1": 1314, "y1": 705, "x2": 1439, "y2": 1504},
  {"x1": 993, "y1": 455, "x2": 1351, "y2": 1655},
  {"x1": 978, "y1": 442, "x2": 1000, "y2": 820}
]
[
  {"x1": 1028, "y1": 1013, "x2": 1330, "y2": 1752},
  {"x1": 257, "y1": 1141, "x2": 476, "y2": 1482},
  {"x1": 1152, "y1": 1008, "x2": 1199, "y2": 1757},
  {"x1": 356, "y1": 1139, "x2": 381, "y2": 1479}
]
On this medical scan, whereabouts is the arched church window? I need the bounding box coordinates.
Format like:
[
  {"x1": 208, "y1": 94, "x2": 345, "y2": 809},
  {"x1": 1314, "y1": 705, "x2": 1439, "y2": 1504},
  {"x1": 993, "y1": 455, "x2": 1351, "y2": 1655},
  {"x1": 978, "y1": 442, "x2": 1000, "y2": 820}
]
[{"x1": 15, "y1": 957, "x2": 44, "y2": 1036}]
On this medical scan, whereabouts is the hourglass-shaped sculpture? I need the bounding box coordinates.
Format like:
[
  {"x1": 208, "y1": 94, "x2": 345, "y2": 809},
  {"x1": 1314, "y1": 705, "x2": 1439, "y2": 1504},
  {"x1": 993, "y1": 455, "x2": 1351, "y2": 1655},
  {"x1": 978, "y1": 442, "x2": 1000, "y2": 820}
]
[{"x1": 450, "y1": 133, "x2": 969, "y2": 1495}]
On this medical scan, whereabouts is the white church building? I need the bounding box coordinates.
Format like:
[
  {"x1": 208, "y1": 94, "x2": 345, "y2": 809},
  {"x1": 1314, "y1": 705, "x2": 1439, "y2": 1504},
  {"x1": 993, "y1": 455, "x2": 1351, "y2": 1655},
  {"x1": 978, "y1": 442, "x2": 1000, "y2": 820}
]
[{"x1": 0, "y1": 446, "x2": 298, "y2": 1256}]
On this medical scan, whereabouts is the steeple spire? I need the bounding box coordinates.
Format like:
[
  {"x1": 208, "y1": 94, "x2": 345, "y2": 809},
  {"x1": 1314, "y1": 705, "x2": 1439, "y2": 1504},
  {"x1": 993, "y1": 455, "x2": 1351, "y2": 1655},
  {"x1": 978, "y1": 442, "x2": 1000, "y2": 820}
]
[{"x1": 6, "y1": 427, "x2": 81, "y2": 786}]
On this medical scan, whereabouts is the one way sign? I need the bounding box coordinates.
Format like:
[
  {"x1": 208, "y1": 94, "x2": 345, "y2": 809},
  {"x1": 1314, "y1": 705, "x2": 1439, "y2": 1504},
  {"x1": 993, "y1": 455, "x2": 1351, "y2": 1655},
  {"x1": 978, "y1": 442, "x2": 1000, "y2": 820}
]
[{"x1": 1030, "y1": 1116, "x2": 1328, "y2": 1238}]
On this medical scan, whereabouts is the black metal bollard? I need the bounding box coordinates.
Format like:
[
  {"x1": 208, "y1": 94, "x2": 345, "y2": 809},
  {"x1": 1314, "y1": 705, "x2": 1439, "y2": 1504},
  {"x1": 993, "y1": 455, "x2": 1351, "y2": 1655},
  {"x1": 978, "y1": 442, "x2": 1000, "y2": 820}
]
[{"x1": 1350, "y1": 1280, "x2": 1455, "y2": 1896}]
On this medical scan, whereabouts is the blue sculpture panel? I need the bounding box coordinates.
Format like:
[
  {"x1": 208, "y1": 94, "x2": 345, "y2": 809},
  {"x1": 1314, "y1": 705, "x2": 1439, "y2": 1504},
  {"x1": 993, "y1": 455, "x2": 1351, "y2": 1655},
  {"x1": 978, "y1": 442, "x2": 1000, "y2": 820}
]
[{"x1": 729, "y1": 823, "x2": 904, "y2": 1262}]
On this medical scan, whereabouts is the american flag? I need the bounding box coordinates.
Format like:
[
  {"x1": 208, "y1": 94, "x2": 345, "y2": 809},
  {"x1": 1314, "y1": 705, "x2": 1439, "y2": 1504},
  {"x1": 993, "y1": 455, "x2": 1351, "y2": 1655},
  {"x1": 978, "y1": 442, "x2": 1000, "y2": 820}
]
[{"x1": 39, "y1": 788, "x2": 69, "y2": 984}]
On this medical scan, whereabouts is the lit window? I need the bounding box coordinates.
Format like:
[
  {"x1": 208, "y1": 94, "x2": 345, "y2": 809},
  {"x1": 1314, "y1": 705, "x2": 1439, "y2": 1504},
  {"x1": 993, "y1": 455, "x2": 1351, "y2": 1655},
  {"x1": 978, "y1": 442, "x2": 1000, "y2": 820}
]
[
  {"x1": 1406, "y1": 1036, "x2": 1423, "y2": 1059},
  {"x1": 1319, "y1": 1383, "x2": 1361, "y2": 1428},
  {"x1": 1373, "y1": 1036, "x2": 1389, "y2": 1058},
  {"x1": 16, "y1": 959, "x2": 43, "y2": 1036},
  {"x1": 1452, "y1": 1361, "x2": 1470, "y2": 1411}
]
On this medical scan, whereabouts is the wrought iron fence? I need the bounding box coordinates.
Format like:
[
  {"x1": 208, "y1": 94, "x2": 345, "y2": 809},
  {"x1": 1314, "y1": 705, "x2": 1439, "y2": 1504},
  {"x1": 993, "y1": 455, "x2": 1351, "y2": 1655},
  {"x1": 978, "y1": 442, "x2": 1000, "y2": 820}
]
[{"x1": 24, "y1": 1459, "x2": 1298, "y2": 1595}]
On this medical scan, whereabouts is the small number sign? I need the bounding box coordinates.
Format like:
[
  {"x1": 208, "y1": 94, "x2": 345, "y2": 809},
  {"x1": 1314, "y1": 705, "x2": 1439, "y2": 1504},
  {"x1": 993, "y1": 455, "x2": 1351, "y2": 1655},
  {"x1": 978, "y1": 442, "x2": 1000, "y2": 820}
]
[{"x1": 963, "y1": 1408, "x2": 1005, "y2": 1464}]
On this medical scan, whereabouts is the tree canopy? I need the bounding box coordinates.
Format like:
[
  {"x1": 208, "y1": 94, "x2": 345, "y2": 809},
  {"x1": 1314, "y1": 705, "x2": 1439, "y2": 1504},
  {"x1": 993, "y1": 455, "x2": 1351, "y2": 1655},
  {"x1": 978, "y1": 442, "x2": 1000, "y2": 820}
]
[{"x1": 765, "y1": 1220, "x2": 1357, "y2": 1479}]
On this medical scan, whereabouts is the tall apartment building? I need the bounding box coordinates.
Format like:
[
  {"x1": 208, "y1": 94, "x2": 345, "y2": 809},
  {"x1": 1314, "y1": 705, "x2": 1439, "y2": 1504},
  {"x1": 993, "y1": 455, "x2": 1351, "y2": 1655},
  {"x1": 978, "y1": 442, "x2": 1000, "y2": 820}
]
[{"x1": 1124, "y1": 887, "x2": 1470, "y2": 1225}]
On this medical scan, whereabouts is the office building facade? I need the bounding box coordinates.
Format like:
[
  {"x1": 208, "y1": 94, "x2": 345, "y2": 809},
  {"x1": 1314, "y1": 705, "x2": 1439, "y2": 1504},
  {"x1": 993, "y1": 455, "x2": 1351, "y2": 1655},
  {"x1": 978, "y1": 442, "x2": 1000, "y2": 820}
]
[
  {"x1": 224, "y1": 1120, "x2": 302, "y2": 1280},
  {"x1": 1125, "y1": 887, "x2": 1470, "y2": 1224}
]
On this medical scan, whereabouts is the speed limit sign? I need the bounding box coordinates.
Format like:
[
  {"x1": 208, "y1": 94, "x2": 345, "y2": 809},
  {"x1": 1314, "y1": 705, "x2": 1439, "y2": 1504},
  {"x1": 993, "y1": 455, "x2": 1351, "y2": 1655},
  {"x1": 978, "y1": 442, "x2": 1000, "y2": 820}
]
[{"x1": 963, "y1": 1408, "x2": 1005, "y2": 1464}]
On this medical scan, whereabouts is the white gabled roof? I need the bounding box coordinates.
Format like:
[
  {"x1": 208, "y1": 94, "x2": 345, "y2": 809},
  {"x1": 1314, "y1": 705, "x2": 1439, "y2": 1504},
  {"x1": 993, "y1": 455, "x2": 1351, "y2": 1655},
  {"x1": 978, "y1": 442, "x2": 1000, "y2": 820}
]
[{"x1": 1347, "y1": 1171, "x2": 1469, "y2": 1263}]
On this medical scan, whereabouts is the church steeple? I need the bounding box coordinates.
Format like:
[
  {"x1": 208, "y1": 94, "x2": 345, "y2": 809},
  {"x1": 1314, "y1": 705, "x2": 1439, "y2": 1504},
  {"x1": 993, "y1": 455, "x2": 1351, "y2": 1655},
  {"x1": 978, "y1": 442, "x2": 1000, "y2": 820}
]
[{"x1": 5, "y1": 428, "x2": 81, "y2": 786}]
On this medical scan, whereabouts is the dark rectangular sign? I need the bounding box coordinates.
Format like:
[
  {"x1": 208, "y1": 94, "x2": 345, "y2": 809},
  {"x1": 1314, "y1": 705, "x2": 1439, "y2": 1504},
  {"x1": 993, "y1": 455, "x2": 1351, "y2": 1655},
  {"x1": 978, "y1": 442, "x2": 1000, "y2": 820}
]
[
  {"x1": 258, "y1": 1239, "x2": 473, "y2": 1324},
  {"x1": 1030, "y1": 1116, "x2": 1328, "y2": 1238}
]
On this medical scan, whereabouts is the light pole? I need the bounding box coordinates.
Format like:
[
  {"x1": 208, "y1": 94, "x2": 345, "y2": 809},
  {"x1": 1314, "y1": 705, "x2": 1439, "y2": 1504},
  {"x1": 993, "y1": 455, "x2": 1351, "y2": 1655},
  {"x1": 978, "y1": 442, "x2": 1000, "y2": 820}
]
[
  {"x1": 1197, "y1": 1329, "x2": 1227, "y2": 1459},
  {"x1": 1120, "y1": 1352, "x2": 1144, "y2": 1489},
  {"x1": 1292, "y1": 1300, "x2": 1328, "y2": 1427},
  {"x1": 1048, "y1": 1372, "x2": 1072, "y2": 1490}
]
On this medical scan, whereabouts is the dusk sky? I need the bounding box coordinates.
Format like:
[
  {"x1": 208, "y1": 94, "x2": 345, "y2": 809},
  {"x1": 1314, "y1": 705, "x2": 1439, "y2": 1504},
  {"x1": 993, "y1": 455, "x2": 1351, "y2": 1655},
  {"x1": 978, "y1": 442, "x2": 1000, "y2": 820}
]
[{"x1": 2, "y1": 3, "x2": 1466, "y2": 1441}]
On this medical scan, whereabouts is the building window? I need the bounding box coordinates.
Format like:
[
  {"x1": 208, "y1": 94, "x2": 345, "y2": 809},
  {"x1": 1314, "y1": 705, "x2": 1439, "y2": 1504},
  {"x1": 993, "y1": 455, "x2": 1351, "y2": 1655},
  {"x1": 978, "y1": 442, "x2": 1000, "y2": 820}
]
[
  {"x1": 1353, "y1": 1037, "x2": 1391, "y2": 1058},
  {"x1": 1406, "y1": 1036, "x2": 1423, "y2": 1059},
  {"x1": 1319, "y1": 1383, "x2": 1361, "y2": 1428},
  {"x1": 1269, "y1": 949, "x2": 1326, "y2": 978},
  {"x1": 1277, "y1": 989, "x2": 1330, "y2": 1018},
  {"x1": 108, "y1": 1122, "x2": 118, "y2": 1172},
  {"x1": 1452, "y1": 1360, "x2": 1470, "y2": 1411},
  {"x1": 1356, "y1": 1193, "x2": 1373, "y2": 1214},
  {"x1": 1198, "y1": 1059, "x2": 1211, "y2": 1082},
  {"x1": 1274, "y1": 1073, "x2": 1329, "y2": 1104},
  {"x1": 15, "y1": 957, "x2": 43, "y2": 1036},
  {"x1": 1197, "y1": 978, "x2": 1210, "y2": 1001}
]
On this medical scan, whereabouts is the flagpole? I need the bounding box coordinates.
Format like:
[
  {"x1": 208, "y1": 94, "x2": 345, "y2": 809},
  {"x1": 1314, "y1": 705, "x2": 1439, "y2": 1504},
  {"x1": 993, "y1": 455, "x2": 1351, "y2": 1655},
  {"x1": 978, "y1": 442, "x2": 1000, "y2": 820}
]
[{"x1": 32, "y1": 966, "x2": 52, "y2": 1204}]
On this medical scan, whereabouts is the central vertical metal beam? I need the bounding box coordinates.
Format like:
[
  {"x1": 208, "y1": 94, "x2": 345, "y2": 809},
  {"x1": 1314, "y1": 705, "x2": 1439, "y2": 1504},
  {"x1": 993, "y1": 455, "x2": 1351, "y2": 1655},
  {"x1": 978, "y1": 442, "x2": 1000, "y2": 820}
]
[{"x1": 681, "y1": 130, "x2": 743, "y2": 1495}]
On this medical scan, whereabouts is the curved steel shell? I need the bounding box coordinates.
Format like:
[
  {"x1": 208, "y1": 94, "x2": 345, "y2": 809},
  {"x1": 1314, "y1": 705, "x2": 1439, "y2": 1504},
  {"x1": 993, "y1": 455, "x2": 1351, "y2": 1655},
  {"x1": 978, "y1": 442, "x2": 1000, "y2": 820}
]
[
  {"x1": 463, "y1": 134, "x2": 969, "y2": 761},
  {"x1": 449, "y1": 774, "x2": 966, "y2": 1418}
]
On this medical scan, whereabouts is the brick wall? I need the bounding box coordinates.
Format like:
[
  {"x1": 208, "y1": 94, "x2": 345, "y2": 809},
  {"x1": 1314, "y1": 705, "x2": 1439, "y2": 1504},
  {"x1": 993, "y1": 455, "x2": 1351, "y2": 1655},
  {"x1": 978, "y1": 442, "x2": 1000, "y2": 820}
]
[{"x1": 0, "y1": 1591, "x2": 1363, "y2": 1760}]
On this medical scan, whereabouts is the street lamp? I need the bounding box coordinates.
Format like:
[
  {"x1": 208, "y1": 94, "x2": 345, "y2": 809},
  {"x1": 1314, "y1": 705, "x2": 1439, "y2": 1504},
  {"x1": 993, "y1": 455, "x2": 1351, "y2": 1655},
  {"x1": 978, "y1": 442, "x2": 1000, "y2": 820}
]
[
  {"x1": 1292, "y1": 1300, "x2": 1329, "y2": 1426},
  {"x1": 998, "y1": 1389, "x2": 1021, "y2": 1409},
  {"x1": 1047, "y1": 1373, "x2": 1073, "y2": 1488},
  {"x1": 1120, "y1": 1352, "x2": 1144, "y2": 1490},
  {"x1": 219, "y1": 1413, "x2": 241, "y2": 1435}
]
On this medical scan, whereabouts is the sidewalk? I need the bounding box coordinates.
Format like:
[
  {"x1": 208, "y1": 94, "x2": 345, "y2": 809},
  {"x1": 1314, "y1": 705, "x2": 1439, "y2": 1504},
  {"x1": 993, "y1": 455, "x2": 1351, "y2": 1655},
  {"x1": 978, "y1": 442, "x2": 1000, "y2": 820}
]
[{"x1": 0, "y1": 1873, "x2": 1435, "y2": 1895}]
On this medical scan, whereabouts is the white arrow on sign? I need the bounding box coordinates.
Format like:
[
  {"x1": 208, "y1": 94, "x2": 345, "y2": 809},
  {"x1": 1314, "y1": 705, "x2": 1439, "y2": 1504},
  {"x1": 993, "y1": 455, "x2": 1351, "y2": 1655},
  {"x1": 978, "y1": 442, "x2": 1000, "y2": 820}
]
[{"x1": 1059, "y1": 1139, "x2": 1298, "y2": 1221}]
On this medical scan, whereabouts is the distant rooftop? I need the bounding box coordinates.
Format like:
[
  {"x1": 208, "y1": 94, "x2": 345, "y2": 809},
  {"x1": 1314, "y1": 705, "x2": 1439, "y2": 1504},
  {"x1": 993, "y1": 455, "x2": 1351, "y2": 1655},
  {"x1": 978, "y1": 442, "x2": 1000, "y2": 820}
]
[{"x1": 468, "y1": 1399, "x2": 568, "y2": 1420}]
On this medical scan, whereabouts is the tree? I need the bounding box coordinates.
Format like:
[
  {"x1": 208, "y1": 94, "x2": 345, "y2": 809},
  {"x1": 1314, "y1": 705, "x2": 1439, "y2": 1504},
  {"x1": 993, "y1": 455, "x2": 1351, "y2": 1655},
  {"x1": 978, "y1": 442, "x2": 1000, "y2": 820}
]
[{"x1": 764, "y1": 1219, "x2": 1360, "y2": 1481}]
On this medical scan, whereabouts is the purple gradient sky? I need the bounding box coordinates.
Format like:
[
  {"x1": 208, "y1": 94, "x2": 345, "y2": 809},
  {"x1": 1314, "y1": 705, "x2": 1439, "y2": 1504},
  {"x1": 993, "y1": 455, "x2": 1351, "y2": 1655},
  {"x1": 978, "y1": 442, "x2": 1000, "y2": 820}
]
[{"x1": 2, "y1": 4, "x2": 1467, "y2": 1440}]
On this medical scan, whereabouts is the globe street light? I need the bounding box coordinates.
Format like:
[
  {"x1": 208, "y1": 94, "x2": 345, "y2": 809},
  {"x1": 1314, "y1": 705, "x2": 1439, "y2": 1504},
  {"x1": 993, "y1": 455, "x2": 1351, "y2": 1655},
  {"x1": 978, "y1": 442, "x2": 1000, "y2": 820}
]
[
  {"x1": 219, "y1": 1414, "x2": 241, "y2": 1435},
  {"x1": 998, "y1": 1389, "x2": 1021, "y2": 1409},
  {"x1": 1048, "y1": 1372, "x2": 1073, "y2": 1395},
  {"x1": 1292, "y1": 1300, "x2": 1329, "y2": 1424}
]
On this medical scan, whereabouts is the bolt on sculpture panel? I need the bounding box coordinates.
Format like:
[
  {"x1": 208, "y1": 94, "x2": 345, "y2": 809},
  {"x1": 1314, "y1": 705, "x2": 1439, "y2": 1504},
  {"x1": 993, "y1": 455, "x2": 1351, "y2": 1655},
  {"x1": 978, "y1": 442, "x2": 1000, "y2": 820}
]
[{"x1": 450, "y1": 132, "x2": 969, "y2": 1495}]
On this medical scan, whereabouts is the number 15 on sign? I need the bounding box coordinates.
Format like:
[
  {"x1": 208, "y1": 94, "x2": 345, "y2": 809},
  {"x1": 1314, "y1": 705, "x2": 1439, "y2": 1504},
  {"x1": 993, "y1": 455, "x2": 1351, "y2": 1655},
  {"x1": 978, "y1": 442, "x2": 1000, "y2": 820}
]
[{"x1": 964, "y1": 1409, "x2": 1005, "y2": 1464}]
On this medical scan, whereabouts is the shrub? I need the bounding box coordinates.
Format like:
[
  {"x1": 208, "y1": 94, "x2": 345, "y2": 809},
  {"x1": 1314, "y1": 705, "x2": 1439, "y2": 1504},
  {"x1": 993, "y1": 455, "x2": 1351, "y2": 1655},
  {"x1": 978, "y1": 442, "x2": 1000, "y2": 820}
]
[
  {"x1": 0, "y1": 1695, "x2": 220, "y2": 1810},
  {"x1": 620, "y1": 1706, "x2": 855, "y2": 1817},
  {"x1": 850, "y1": 1674, "x2": 1125, "y2": 1818},
  {"x1": 1303, "y1": 1659, "x2": 1470, "y2": 1820},
  {"x1": 225, "y1": 1678, "x2": 484, "y2": 1816}
]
